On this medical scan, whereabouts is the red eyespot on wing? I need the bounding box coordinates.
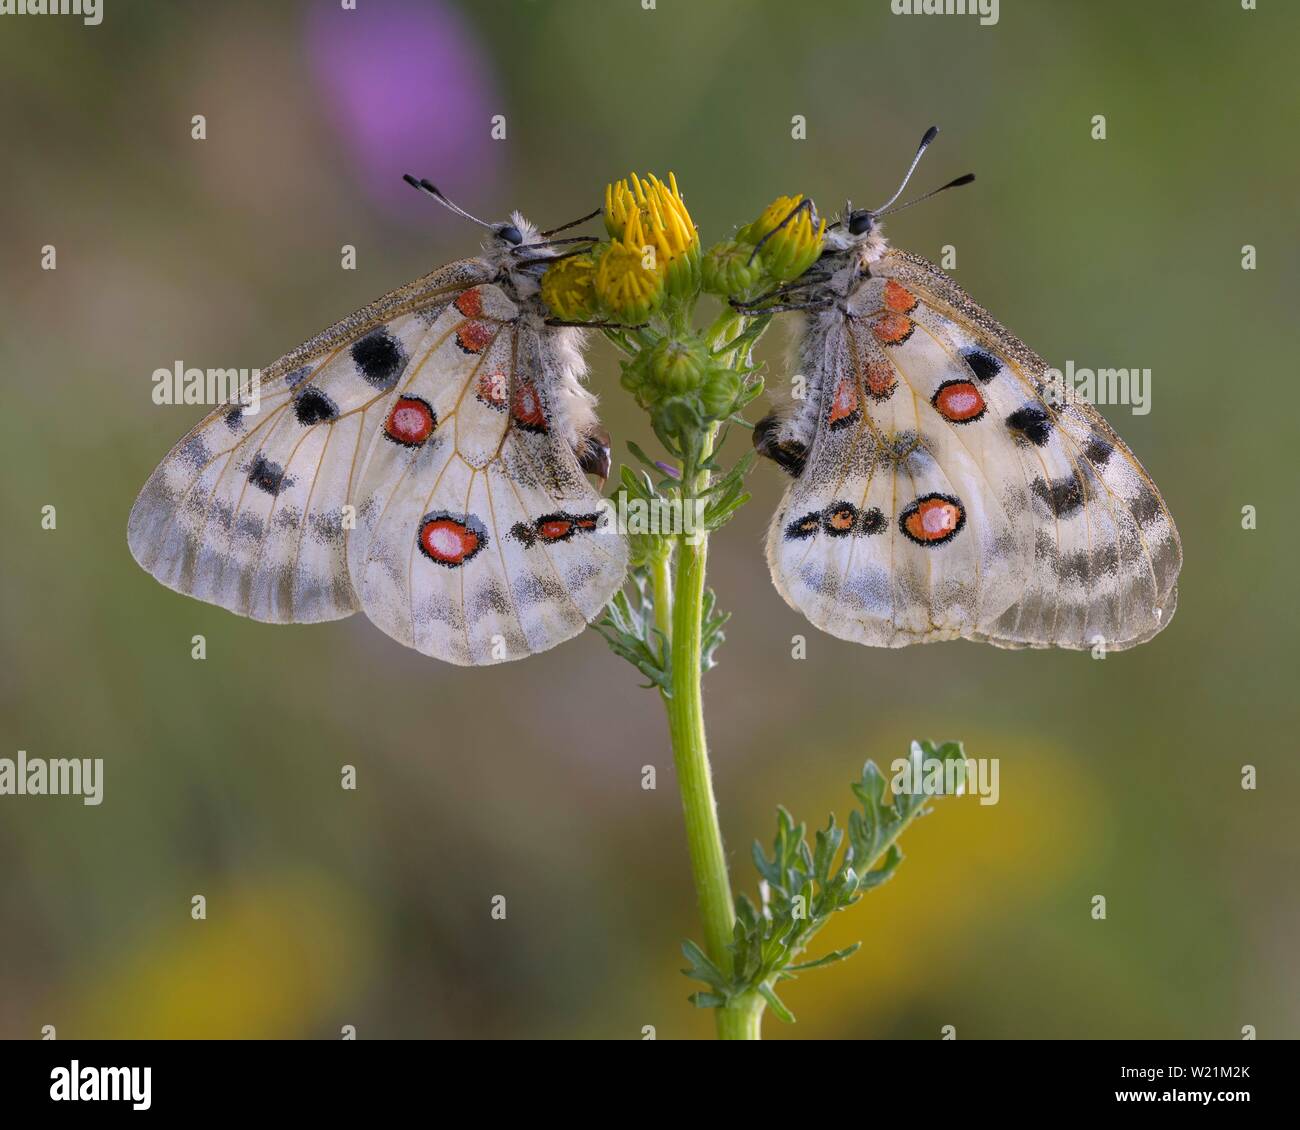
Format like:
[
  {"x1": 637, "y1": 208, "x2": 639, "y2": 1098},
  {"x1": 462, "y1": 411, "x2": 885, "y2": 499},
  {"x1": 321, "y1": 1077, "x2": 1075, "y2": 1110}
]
[
  {"x1": 932, "y1": 379, "x2": 987, "y2": 423},
  {"x1": 538, "y1": 517, "x2": 573, "y2": 541},
  {"x1": 827, "y1": 375, "x2": 859, "y2": 428},
  {"x1": 476, "y1": 371, "x2": 508, "y2": 409},
  {"x1": 417, "y1": 512, "x2": 487, "y2": 567},
  {"x1": 384, "y1": 396, "x2": 436, "y2": 446},
  {"x1": 883, "y1": 279, "x2": 919, "y2": 314},
  {"x1": 454, "y1": 287, "x2": 484, "y2": 318},
  {"x1": 872, "y1": 311, "x2": 914, "y2": 346},
  {"x1": 900, "y1": 494, "x2": 966, "y2": 546},
  {"x1": 511, "y1": 380, "x2": 548, "y2": 432},
  {"x1": 455, "y1": 320, "x2": 495, "y2": 354},
  {"x1": 865, "y1": 360, "x2": 897, "y2": 401}
]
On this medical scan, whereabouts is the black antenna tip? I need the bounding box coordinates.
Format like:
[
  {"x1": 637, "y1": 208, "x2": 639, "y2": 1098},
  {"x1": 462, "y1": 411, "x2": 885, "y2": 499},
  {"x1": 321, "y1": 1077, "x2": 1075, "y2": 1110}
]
[
  {"x1": 418, "y1": 178, "x2": 440, "y2": 195},
  {"x1": 402, "y1": 173, "x2": 421, "y2": 189},
  {"x1": 951, "y1": 172, "x2": 976, "y2": 187},
  {"x1": 921, "y1": 125, "x2": 940, "y2": 145}
]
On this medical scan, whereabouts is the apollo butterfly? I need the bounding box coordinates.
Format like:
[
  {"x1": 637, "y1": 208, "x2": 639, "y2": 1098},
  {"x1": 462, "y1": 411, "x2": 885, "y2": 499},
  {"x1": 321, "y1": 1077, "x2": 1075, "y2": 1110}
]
[
  {"x1": 127, "y1": 179, "x2": 625, "y2": 665},
  {"x1": 752, "y1": 129, "x2": 1181, "y2": 650}
]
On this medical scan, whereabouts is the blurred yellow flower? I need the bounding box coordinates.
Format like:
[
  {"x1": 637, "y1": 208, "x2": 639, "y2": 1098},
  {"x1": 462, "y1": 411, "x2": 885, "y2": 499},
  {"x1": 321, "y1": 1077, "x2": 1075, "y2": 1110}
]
[
  {"x1": 539, "y1": 252, "x2": 598, "y2": 321},
  {"x1": 594, "y1": 240, "x2": 664, "y2": 323}
]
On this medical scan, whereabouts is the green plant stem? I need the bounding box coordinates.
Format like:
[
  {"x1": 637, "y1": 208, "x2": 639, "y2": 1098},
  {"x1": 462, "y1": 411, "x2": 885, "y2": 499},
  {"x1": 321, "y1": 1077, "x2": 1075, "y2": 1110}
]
[
  {"x1": 650, "y1": 547, "x2": 673, "y2": 644},
  {"x1": 657, "y1": 425, "x2": 764, "y2": 1040},
  {"x1": 715, "y1": 991, "x2": 765, "y2": 1039}
]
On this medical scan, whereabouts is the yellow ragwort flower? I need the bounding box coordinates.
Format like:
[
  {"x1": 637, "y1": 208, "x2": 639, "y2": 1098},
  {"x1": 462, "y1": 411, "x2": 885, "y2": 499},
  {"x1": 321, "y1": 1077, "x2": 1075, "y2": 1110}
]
[
  {"x1": 604, "y1": 171, "x2": 698, "y2": 266},
  {"x1": 539, "y1": 252, "x2": 598, "y2": 321},
  {"x1": 593, "y1": 240, "x2": 664, "y2": 324},
  {"x1": 738, "y1": 194, "x2": 826, "y2": 282}
]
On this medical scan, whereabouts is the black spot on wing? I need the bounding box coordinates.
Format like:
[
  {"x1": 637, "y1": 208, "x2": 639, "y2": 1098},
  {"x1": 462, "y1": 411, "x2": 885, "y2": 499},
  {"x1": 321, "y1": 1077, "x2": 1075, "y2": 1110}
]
[
  {"x1": 1083, "y1": 436, "x2": 1114, "y2": 466},
  {"x1": 178, "y1": 436, "x2": 210, "y2": 469},
  {"x1": 1031, "y1": 475, "x2": 1087, "y2": 518},
  {"x1": 859, "y1": 507, "x2": 887, "y2": 535},
  {"x1": 247, "y1": 454, "x2": 288, "y2": 496},
  {"x1": 821, "y1": 501, "x2": 859, "y2": 538},
  {"x1": 1006, "y1": 405, "x2": 1052, "y2": 446},
  {"x1": 784, "y1": 512, "x2": 821, "y2": 541},
  {"x1": 351, "y1": 328, "x2": 407, "y2": 390},
  {"x1": 961, "y1": 349, "x2": 1000, "y2": 383},
  {"x1": 1131, "y1": 486, "x2": 1163, "y2": 527},
  {"x1": 224, "y1": 406, "x2": 244, "y2": 431},
  {"x1": 1061, "y1": 551, "x2": 1091, "y2": 582},
  {"x1": 293, "y1": 387, "x2": 339, "y2": 425}
]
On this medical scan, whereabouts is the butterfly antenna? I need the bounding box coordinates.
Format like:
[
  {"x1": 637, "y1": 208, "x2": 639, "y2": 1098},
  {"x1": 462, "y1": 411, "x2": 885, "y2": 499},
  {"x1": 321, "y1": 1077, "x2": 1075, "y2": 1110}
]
[
  {"x1": 402, "y1": 174, "x2": 495, "y2": 230},
  {"x1": 875, "y1": 172, "x2": 975, "y2": 218},
  {"x1": 872, "y1": 125, "x2": 941, "y2": 214},
  {"x1": 540, "y1": 207, "x2": 603, "y2": 238}
]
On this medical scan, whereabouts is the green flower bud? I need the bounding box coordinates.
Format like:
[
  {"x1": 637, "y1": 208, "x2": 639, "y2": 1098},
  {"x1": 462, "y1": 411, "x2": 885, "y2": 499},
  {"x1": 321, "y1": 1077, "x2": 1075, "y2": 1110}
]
[
  {"x1": 701, "y1": 240, "x2": 764, "y2": 297},
  {"x1": 699, "y1": 368, "x2": 743, "y2": 419},
  {"x1": 647, "y1": 337, "x2": 709, "y2": 397},
  {"x1": 664, "y1": 243, "x2": 702, "y2": 302}
]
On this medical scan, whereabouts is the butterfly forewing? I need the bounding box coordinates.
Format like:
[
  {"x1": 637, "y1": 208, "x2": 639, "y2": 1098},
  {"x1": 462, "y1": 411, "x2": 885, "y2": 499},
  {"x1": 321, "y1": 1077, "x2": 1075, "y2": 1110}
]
[{"x1": 126, "y1": 260, "x2": 484, "y2": 625}]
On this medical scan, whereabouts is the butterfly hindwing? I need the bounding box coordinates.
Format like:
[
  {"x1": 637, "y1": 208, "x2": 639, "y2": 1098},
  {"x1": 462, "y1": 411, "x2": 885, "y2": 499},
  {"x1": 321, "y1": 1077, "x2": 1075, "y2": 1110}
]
[
  {"x1": 766, "y1": 288, "x2": 1028, "y2": 646},
  {"x1": 346, "y1": 287, "x2": 627, "y2": 665}
]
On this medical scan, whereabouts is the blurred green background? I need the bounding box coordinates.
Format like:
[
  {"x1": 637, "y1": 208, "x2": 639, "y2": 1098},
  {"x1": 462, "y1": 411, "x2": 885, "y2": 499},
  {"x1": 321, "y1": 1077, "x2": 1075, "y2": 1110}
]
[{"x1": 2, "y1": 0, "x2": 1297, "y2": 1040}]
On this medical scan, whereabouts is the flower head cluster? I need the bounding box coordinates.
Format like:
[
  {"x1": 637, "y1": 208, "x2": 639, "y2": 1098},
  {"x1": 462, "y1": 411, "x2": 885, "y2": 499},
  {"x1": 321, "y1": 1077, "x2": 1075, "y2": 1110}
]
[{"x1": 539, "y1": 171, "x2": 701, "y2": 325}]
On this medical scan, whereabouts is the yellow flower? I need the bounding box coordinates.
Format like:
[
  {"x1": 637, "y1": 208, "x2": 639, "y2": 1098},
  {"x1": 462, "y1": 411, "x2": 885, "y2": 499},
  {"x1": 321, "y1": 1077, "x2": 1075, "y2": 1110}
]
[
  {"x1": 593, "y1": 240, "x2": 664, "y2": 324},
  {"x1": 540, "y1": 252, "x2": 598, "y2": 321},
  {"x1": 604, "y1": 171, "x2": 698, "y2": 263},
  {"x1": 738, "y1": 193, "x2": 826, "y2": 282},
  {"x1": 604, "y1": 171, "x2": 701, "y2": 302}
]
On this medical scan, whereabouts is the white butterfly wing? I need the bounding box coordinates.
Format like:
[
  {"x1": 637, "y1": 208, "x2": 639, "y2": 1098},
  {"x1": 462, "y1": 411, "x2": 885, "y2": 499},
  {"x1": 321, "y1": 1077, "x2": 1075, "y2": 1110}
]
[
  {"x1": 764, "y1": 250, "x2": 1180, "y2": 651},
  {"x1": 887, "y1": 251, "x2": 1180, "y2": 649},
  {"x1": 128, "y1": 260, "x2": 493, "y2": 625},
  {"x1": 346, "y1": 284, "x2": 628, "y2": 665},
  {"x1": 129, "y1": 263, "x2": 627, "y2": 664},
  {"x1": 766, "y1": 289, "x2": 1028, "y2": 646}
]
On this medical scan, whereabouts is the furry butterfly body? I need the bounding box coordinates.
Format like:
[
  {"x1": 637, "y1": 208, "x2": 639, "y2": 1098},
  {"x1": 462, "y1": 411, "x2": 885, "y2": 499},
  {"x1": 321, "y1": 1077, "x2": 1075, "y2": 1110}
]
[
  {"x1": 754, "y1": 207, "x2": 1181, "y2": 651},
  {"x1": 128, "y1": 210, "x2": 627, "y2": 665}
]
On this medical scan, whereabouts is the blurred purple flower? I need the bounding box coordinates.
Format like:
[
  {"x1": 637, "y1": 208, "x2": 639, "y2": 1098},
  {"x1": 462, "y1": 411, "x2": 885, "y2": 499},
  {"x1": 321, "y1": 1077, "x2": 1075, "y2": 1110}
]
[
  {"x1": 305, "y1": 0, "x2": 503, "y2": 219},
  {"x1": 655, "y1": 461, "x2": 682, "y2": 480}
]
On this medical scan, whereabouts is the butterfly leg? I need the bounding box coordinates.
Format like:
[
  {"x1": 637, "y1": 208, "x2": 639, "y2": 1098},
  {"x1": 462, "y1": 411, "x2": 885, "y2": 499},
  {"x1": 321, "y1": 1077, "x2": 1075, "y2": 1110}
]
[{"x1": 729, "y1": 299, "x2": 834, "y2": 316}]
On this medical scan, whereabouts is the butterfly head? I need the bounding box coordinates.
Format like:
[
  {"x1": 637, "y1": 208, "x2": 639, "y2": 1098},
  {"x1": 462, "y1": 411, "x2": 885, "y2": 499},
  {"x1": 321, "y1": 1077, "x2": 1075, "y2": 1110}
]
[
  {"x1": 822, "y1": 128, "x2": 974, "y2": 263},
  {"x1": 492, "y1": 215, "x2": 528, "y2": 249},
  {"x1": 824, "y1": 203, "x2": 888, "y2": 261}
]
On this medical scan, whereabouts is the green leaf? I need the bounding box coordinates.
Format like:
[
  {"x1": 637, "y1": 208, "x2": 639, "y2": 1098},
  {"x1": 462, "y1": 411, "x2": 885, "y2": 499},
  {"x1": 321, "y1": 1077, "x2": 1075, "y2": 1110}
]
[
  {"x1": 682, "y1": 739, "x2": 967, "y2": 1010},
  {"x1": 758, "y1": 983, "x2": 796, "y2": 1024},
  {"x1": 785, "y1": 943, "x2": 862, "y2": 972}
]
